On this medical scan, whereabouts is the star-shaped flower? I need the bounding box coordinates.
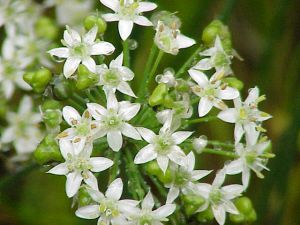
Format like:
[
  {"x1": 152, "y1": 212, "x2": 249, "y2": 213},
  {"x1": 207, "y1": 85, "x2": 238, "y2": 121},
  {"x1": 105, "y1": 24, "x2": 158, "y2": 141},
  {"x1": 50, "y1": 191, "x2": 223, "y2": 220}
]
[
  {"x1": 127, "y1": 191, "x2": 176, "y2": 225},
  {"x1": 87, "y1": 92, "x2": 141, "y2": 151},
  {"x1": 189, "y1": 69, "x2": 239, "y2": 117},
  {"x1": 48, "y1": 26, "x2": 115, "y2": 78},
  {"x1": 196, "y1": 171, "x2": 243, "y2": 225},
  {"x1": 100, "y1": 0, "x2": 157, "y2": 40},
  {"x1": 217, "y1": 87, "x2": 272, "y2": 145},
  {"x1": 76, "y1": 178, "x2": 139, "y2": 225},
  {"x1": 96, "y1": 53, "x2": 136, "y2": 97},
  {"x1": 48, "y1": 139, "x2": 113, "y2": 198},
  {"x1": 134, "y1": 117, "x2": 192, "y2": 173},
  {"x1": 166, "y1": 152, "x2": 212, "y2": 203},
  {"x1": 57, "y1": 106, "x2": 99, "y2": 151}
]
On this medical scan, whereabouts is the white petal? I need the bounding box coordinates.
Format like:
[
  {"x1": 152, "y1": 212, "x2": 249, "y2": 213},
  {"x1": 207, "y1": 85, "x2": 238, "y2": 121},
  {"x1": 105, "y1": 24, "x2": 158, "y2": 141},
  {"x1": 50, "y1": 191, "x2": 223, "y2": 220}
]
[
  {"x1": 242, "y1": 168, "x2": 250, "y2": 189},
  {"x1": 245, "y1": 87, "x2": 259, "y2": 105},
  {"x1": 66, "y1": 172, "x2": 83, "y2": 197},
  {"x1": 121, "y1": 123, "x2": 141, "y2": 140},
  {"x1": 217, "y1": 108, "x2": 238, "y2": 123},
  {"x1": 223, "y1": 201, "x2": 239, "y2": 214},
  {"x1": 157, "y1": 155, "x2": 169, "y2": 174},
  {"x1": 84, "y1": 171, "x2": 99, "y2": 190},
  {"x1": 47, "y1": 163, "x2": 68, "y2": 175},
  {"x1": 153, "y1": 204, "x2": 176, "y2": 219},
  {"x1": 166, "y1": 186, "x2": 180, "y2": 203},
  {"x1": 134, "y1": 144, "x2": 157, "y2": 164},
  {"x1": 59, "y1": 139, "x2": 74, "y2": 159},
  {"x1": 212, "y1": 205, "x2": 226, "y2": 225},
  {"x1": 2, "y1": 80, "x2": 14, "y2": 99},
  {"x1": 234, "y1": 123, "x2": 244, "y2": 144},
  {"x1": 1, "y1": 127, "x2": 15, "y2": 143},
  {"x1": 63, "y1": 106, "x2": 81, "y2": 126},
  {"x1": 83, "y1": 26, "x2": 97, "y2": 44},
  {"x1": 106, "y1": 178, "x2": 123, "y2": 200},
  {"x1": 222, "y1": 184, "x2": 244, "y2": 199},
  {"x1": 177, "y1": 34, "x2": 196, "y2": 49},
  {"x1": 196, "y1": 183, "x2": 211, "y2": 199},
  {"x1": 198, "y1": 97, "x2": 213, "y2": 117},
  {"x1": 119, "y1": 102, "x2": 140, "y2": 121},
  {"x1": 48, "y1": 47, "x2": 69, "y2": 58},
  {"x1": 142, "y1": 191, "x2": 155, "y2": 210},
  {"x1": 102, "y1": 13, "x2": 119, "y2": 22},
  {"x1": 64, "y1": 27, "x2": 81, "y2": 46},
  {"x1": 106, "y1": 91, "x2": 118, "y2": 110},
  {"x1": 87, "y1": 189, "x2": 105, "y2": 202},
  {"x1": 117, "y1": 81, "x2": 136, "y2": 97},
  {"x1": 168, "y1": 146, "x2": 186, "y2": 166},
  {"x1": 184, "y1": 151, "x2": 195, "y2": 171},
  {"x1": 191, "y1": 170, "x2": 212, "y2": 181},
  {"x1": 193, "y1": 58, "x2": 213, "y2": 70},
  {"x1": 244, "y1": 123, "x2": 259, "y2": 146},
  {"x1": 72, "y1": 136, "x2": 86, "y2": 154},
  {"x1": 90, "y1": 157, "x2": 113, "y2": 172},
  {"x1": 212, "y1": 170, "x2": 226, "y2": 187},
  {"x1": 225, "y1": 159, "x2": 243, "y2": 175},
  {"x1": 107, "y1": 130, "x2": 123, "y2": 151},
  {"x1": 137, "y1": 2, "x2": 157, "y2": 13},
  {"x1": 188, "y1": 69, "x2": 209, "y2": 87},
  {"x1": 90, "y1": 42, "x2": 115, "y2": 55},
  {"x1": 118, "y1": 20, "x2": 134, "y2": 40},
  {"x1": 134, "y1": 16, "x2": 152, "y2": 26},
  {"x1": 87, "y1": 103, "x2": 107, "y2": 120},
  {"x1": 19, "y1": 96, "x2": 33, "y2": 114},
  {"x1": 63, "y1": 57, "x2": 81, "y2": 78},
  {"x1": 100, "y1": 0, "x2": 119, "y2": 11},
  {"x1": 137, "y1": 127, "x2": 156, "y2": 143},
  {"x1": 218, "y1": 87, "x2": 240, "y2": 100},
  {"x1": 82, "y1": 57, "x2": 96, "y2": 73},
  {"x1": 110, "y1": 53, "x2": 123, "y2": 68},
  {"x1": 171, "y1": 131, "x2": 193, "y2": 145},
  {"x1": 76, "y1": 205, "x2": 100, "y2": 219}
]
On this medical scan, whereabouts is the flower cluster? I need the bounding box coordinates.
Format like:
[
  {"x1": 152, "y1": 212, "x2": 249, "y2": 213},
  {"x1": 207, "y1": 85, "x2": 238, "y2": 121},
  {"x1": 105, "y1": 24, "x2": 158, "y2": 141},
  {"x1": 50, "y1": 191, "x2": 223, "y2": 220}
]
[{"x1": 0, "y1": 1, "x2": 273, "y2": 225}]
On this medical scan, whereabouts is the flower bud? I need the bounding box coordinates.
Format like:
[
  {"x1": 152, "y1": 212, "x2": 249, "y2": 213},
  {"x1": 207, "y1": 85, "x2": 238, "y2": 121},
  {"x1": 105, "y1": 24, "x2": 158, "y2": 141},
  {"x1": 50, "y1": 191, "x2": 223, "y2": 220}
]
[
  {"x1": 53, "y1": 75, "x2": 73, "y2": 100},
  {"x1": 24, "y1": 68, "x2": 52, "y2": 94},
  {"x1": 149, "y1": 83, "x2": 168, "y2": 107},
  {"x1": 41, "y1": 99, "x2": 62, "y2": 111},
  {"x1": 145, "y1": 161, "x2": 161, "y2": 176},
  {"x1": 156, "y1": 169, "x2": 172, "y2": 184},
  {"x1": 34, "y1": 134, "x2": 63, "y2": 165},
  {"x1": 223, "y1": 77, "x2": 244, "y2": 91},
  {"x1": 35, "y1": 17, "x2": 59, "y2": 40},
  {"x1": 43, "y1": 109, "x2": 62, "y2": 129},
  {"x1": 76, "y1": 64, "x2": 99, "y2": 90},
  {"x1": 230, "y1": 197, "x2": 257, "y2": 223},
  {"x1": 182, "y1": 194, "x2": 205, "y2": 216},
  {"x1": 84, "y1": 15, "x2": 107, "y2": 35},
  {"x1": 196, "y1": 208, "x2": 214, "y2": 223},
  {"x1": 193, "y1": 135, "x2": 208, "y2": 154}
]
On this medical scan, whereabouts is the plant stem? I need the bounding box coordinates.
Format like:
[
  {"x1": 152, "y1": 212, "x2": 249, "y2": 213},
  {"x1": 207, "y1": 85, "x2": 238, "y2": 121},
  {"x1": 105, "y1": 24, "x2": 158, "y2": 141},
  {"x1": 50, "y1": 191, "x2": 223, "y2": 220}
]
[
  {"x1": 137, "y1": 43, "x2": 159, "y2": 101},
  {"x1": 175, "y1": 45, "x2": 203, "y2": 78},
  {"x1": 85, "y1": 90, "x2": 97, "y2": 103},
  {"x1": 147, "y1": 50, "x2": 164, "y2": 87},
  {"x1": 208, "y1": 140, "x2": 234, "y2": 148},
  {"x1": 217, "y1": 0, "x2": 237, "y2": 23},
  {"x1": 108, "y1": 151, "x2": 121, "y2": 183},
  {"x1": 67, "y1": 98, "x2": 85, "y2": 112},
  {"x1": 202, "y1": 148, "x2": 237, "y2": 158},
  {"x1": 184, "y1": 116, "x2": 218, "y2": 125},
  {"x1": 72, "y1": 93, "x2": 87, "y2": 105},
  {"x1": 123, "y1": 40, "x2": 130, "y2": 67}
]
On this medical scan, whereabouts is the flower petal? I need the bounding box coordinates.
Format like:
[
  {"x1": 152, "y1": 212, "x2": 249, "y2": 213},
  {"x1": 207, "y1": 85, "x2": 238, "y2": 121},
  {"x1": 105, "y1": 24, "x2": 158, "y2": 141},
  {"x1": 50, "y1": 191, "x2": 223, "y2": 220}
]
[
  {"x1": 166, "y1": 186, "x2": 180, "y2": 203},
  {"x1": 234, "y1": 123, "x2": 244, "y2": 144},
  {"x1": 137, "y1": 2, "x2": 157, "y2": 13},
  {"x1": 142, "y1": 191, "x2": 155, "y2": 210},
  {"x1": 198, "y1": 97, "x2": 213, "y2": 117},
  {"x1": 59, "y1": 139, "x2": 74, "y2": 159},
  {"x1": 82, "y1": 57, "x2": 96, "y2": 73},
  {"x1": 83, "y1": 26, "x2": 97, "y2": 44},
  {"x1": 47, "y1": 163, "x2": 68, "y2": 175},
  {"x1": 134, "y1": 16, "x2": 152, "y2": 26},
  {"x1": 245, "y1": 87, "x2": 259, "y2": 105},
  {"x1": 107, "y1": 130, "x2": 123, "y2": 151},
  {"x1": 177, "y1": 34, "x2": 196, "y2": 49},
  {"x1": 121, "y1": 123, "x2": 141, "y2": 140},
  {"x1": 153, "y1": 204, "x2": 176, "y2": 219},
  {"x1": 90, "y1": 157, "x2": 113, "y2": 172},
  {"x1": 63, "y1": 57, "x2": 81, "y2": 78},
  {"x1": 217, "y1": 108, "x2": 238, "y2": 123},
  {"x1": 168, "y1": 146, "x2": 186, "y2": 166},
  {"x1": 1, "y1": 127, "x2": 15, "y2": 143},
  {"x1": 221, "y1": 184, "x2": 244, "y2": 199},
  {"x1": 90, "y1": 41, "x2": 115, "y2": 55},
  {"x1": 137, "y1": 127, "x2": 156, "y2": 143},
  {"x1": 171, "y1": 131, "x2": 193, "y2": 144},
  {"x1": 157, "y1": 155, "x2": 169, "y2": 174},
  {"x1": 84, "y1": 171, "x2": 99, "y2": 190},
  {"x1": 218, "y1": 87, "x2": 239, "y2": 100},
  {"x1": 66, "y1": 172, "x2": 83, "y2": 197},
  {"x1": 87, "y1": 103, "x2": 107, "y2": 120},
  {"x1": 188, "y1": 69, "x2": 209, "y2": 86},
  {"x1": 212, "y1": 205, "x2": 226, "y2": 225},
  {"x1": 193, "y1": 58, "x2": 213, "y2": 70},
  {"x1": 134, "y1": 144, "x2": 157, "y2": 164},
  {"x1": 75, "y1": 205, "x2": 100, "y2": 219},
  {"x1": 48, "y1": 47, "x2": 69, "y2": 58},
  {"x1": 191, "y1": 170, "x2": 212, "y2": 181},
  {"x1": 225, "y1": 159, "x2": 243, "y2": 175},
  {"x1": 102, "y1": 13, "x2": 119, "y2": 22},
  {"x1": 100, "y1": 0, "x2": 119, "y2": 11},
  {"x1": 106, "y1": 178, "x2": 123, "y2": 200},
  {"x1": 119, "y1": 102, "x2": 140, "y2": 121},
  {"x1": 117, "y1": 81, "x2": 136, "y2": 97},
  {"x1": 118, "y1": 20, "x2": 134, "y2": 40},
  {"x1": 63, "y1": 106, "x2": 81, "y2": 126}
]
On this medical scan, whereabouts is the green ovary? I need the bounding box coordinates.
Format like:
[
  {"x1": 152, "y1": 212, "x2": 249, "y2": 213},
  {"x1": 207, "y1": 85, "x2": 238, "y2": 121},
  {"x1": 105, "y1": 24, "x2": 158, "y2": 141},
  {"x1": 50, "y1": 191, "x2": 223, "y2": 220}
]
[{"x1": 103, "y1": 69, "x2": 121, "y2": 86}]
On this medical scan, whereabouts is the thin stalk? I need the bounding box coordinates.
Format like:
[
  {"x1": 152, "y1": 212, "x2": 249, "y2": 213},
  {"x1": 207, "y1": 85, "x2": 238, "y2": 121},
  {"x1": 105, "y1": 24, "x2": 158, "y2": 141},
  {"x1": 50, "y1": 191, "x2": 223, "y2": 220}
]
[
  {"x1": 217, "y1": 0, "x2": 237, "y2": 23},
  {"x1": 208, "y1": 140, "x2": 234, "y2": 148},
  {"x1": 67, "y1": 98, "x2": 85, "y2": 112},
  {"x1": 137, "y1": 43, "x2": 159, "y2": 101},
  {"x1": 202, "y1": 148, "x2": 237, "y2": 158},
  {"x1": 147, "y1": 175, "x2": 167, "y2": 198},
  {"x1": 175, "y1": 45, "x2": 203, "y2": 78},
  {"x1": 147, "y1": 50, "x2": 164, "y2": 87},
  {"x1": 85, "y1": 90, "x2": 97, "y2": 103},
  {"x1": 184, "y1": 116, "x2": 218, "y2": 125},
  {"x1": 72, "y1": 93, "x2": 87, "y2": 105},
  {"x1": 122, "y1": 40, "x2": 130, "y2": 68},
  {"x1": 108, "y1": 151, "x2": 121, "y2": 183}
]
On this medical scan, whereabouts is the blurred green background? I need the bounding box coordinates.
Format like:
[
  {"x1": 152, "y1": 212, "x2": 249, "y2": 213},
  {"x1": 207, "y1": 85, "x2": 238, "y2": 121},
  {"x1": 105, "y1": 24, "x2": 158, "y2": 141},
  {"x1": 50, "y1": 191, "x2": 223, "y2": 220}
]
[{"x1": 1, "y1": 0, "x2": 300, "y2": 224}]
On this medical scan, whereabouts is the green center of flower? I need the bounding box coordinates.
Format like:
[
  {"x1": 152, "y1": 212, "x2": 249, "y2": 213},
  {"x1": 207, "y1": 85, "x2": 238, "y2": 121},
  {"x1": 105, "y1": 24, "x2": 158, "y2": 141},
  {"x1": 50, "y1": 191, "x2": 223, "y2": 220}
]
[
  {"x1": 155, "y1": 134, "x2": 174, "y2": 154},
  {"x1": 174, "y1": 169, "x2": 190, "y2": 186},
  {"x1": 3, "y1": 61, "x2": 17, "y2": 78},
  {"x1": 119, "y1": 1, "x2": 139, "y2": 19},
  {"x1": 75, "y1": 122, "x2": 90, "y2": 136},
  {"x1": 103, "y1": 69, "x2": 121, "y2": 86},
  {"x1": 72, "y1": 43, "x2": 88, "y2": 57},
  {"x1": 67, "y1": 155, "x2": 92, "y2": 172},
  {"x1": 99, "y1": 201, "x2": 120, "y2": 218},
  {"x1": 246, "y1": 152, "x2": 257, "y2": 164},
  {"x1": 213, "y1": 51, "x2": 229, "y2": 68},
  {"x1": 239, "y1": 107, "x2": 249, "y2": 121},
  {"x1": 139, "y1": 214, "x2": 153, "y2": 225},
  {"x1": 104, "y1": 111, "x2": 123, "y2": 129},
  {"x1": 210, "y1": 188, "x2": 223, "y2": 204}
]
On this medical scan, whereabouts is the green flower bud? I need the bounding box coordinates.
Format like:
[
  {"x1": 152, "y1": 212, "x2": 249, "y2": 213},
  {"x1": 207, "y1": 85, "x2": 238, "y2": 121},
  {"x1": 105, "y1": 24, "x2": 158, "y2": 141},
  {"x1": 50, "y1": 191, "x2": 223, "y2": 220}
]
[
  {"x1": 34, "y1": 134, "x2": 63, "y2": 165},
  {"x1": 202, "y1": 19, "x2": 231, "y2": 47},
  {"x1": 76, "y1": 64, "x2": 99, "y2": 90},
  {"x1": 156, "y1": 169, "x2": 172, "y2": 184},
  {"x1": 41, "y1": 99, "x2": 62, "y2": 111},
  {"x1": 149, "y1": 83, "x2": 168, "y2": 107},
  {"x1": 182, "y1": 194, "x2": 205, "y2": 216},
  {"x1": 230, "y1": 197, "x2": 257, "y2": 223},
  {"x1": 145, "y1": 161, "x2": 161, "y2": 176},
  {"x1": 43, "y1": 109, "x2": 62, "y2": 128},
  {"x1": 35, "y1": 17, "x2": 59, "y2": 40},
  {"x1": 196, "y1": 208, "x2": 214, "y2": 223},
  {"x1": 234, "y1": 197, "x2": 253, "y2": 215},
  {"x1": 78, "y1": 186, "x2": 94, "y2": 207},
  {"x1": 247, "y1": 209, "x2": 257, "y2": 222},
  {"x1": 162, "y1": 95, "x2": 174, "y2": 108},
  {"x1": 223, "y1": 77, "x2": 244, "y2": 91},
  {"x1": 53, "y1": 75, "x2": 73, "y2": 100},
  {"x1": 24, "y1": 68, "x2": 52, "y2": 93},
  {"x1": 84, "y1": 15, "x2": 107, "y2": 35}
]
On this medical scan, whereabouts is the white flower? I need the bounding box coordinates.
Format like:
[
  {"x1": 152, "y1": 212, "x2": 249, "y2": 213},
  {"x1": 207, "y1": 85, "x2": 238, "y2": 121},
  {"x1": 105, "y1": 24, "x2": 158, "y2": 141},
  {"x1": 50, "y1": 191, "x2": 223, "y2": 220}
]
[
  {"x1": 1, "y1": 96, "x2": 42, "y2": 154},
  {"x1": 48, "y1": 26, "x2": 115, "y2": 78},
  {"x1": 193, "y1": 36, "x2": 233, "y2": 75},
  {"x1": 96, "y1": 53, "x2": 136, "y2": 97},
  {"x1": 100, "y1": 0, "x2": 157, "y2": 40},
  {"x1": 76, "y1": 178, "x2": 139, "y2": 224},
  {"x1": 134, "y1": 117, "x2": 192, "y2": 173},
  {"x1": 218, "y1": 87, "x2": 272, "y2": 145},
  {"x1": 196, "y1": 171, "x2": 243, "y2": 225},
  {"x1": 155, "y1": 21, "x2": 195, "y2": 55},
  {"x1": 57, "y1": 106, "x2": 99, "y2": 151},
  {"x1": 87, "y1": 92, "x2": 141, "y2": 151},
  {"x1": 0, "y1": 39, "x2": 31, "y2": 99},
  {"x1": 48, "y1": 139, "x2": 113, "y2": 198},
  {"x1": 128, "y1": 191, "x2": 176, "y2": 225},
  {"x1": 189, "y1": 69, "x2": 239, "y2": 117},
  {"x1": 225, "y1": 138, "x2": 271, "y2": 189},
  {"x1": 166, "y1": 152, "x2": 212, "y2": 203},
  {"x1": 192, "y1": 135, "x2": 208, "y2": 154},
  {"x1": 155, "y1": 69, "x2": 177, "y2": 87}
]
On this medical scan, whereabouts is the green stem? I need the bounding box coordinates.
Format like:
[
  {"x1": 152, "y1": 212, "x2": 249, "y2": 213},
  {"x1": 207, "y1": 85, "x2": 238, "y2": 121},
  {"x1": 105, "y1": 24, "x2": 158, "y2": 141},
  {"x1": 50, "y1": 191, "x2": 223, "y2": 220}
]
[
  {"x1": 85, "y1": 90, "x2": 97, "y2": 103},
  {"x1": 208, "y1": 140, "x2": 234, "y2": 148},
  {"x1": 202, "y1": 148, "x2": 237, "y2": 158},
  {"x1": 217, "y1": 0, "x2": 237, "y2": 23},
  {"x1": 108, "y1": 151, "x2": 121, "y2": 183},
  {"x1": 147, "y1": 50, "x2": 164, "y2": 87},
  {"x1": 67, "y1": 98, "x2": 85, "y2": 112},
  {"x1": 175, "y1": 45, "x2": 203, "y2": 78},
  {"x1": 123, "y1": 40, "x2": 130, "y2": 68},
  {"x1": 184, "y1": 116, "x2": 218, "y2": 125},
  {"x1": 137, "y1": 43, "x2": 159, "y2": 101},
  {"x1": 147, "y1": 174, "x2": 167, "y2": 198},
  {"x1": 72, "y1": 93, "x2": 87, "y2": 105}
]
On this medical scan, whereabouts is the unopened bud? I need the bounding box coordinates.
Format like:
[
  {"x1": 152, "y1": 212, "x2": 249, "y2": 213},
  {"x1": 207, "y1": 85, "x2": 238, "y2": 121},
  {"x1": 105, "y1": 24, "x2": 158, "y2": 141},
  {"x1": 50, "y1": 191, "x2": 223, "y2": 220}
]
[
  {"x1": 193, "y1": 135, "x2": 208, "y2": 153},
  {"x1": 84, "y1": 15, "x2": 107, "y2": 35}
]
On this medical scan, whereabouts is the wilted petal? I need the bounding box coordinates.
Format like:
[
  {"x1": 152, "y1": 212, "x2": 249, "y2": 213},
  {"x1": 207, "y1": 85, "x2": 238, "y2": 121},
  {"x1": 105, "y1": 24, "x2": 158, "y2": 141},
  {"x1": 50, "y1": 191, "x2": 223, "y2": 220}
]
[
  {"x1": 66, "y1": 172, "x2": 83, "y2": 197},
  {"x1": 118, "y1": 20, "x2": 134, "y2": 40},
  {"x1": 90, "y1": 157, "x2": 114, "y2": 172},
  {"x1": 106, "y1": 178, "x2": 123, "y2": 200},
  {"x1": 134, "y1": 144, "x2": 157, "y2": 164},
  {"x1": 198, "y1": 97, "x2": 213, "y2": 117},
  {"x1": 76, "y1": 205, "x2": 100, "y2": 219}
]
